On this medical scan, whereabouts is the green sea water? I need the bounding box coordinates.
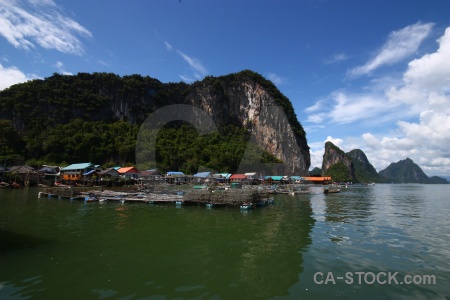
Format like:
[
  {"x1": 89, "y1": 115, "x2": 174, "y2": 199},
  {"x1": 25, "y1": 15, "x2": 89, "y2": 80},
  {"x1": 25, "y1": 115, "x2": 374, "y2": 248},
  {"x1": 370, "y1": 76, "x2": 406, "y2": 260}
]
[{"x1": 0, "y1": 184, "x2": 449, "y2": 299}]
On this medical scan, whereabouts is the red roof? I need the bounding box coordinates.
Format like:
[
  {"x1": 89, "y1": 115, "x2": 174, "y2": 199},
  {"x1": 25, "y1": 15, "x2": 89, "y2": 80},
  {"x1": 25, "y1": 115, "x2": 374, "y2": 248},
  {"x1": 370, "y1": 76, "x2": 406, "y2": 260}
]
[
  {"x1": 230, "y1": 174, "x2": 247, "y2": 179},
  {"x1": 117, "y1": 167, "x2": 138, "y2": 174}
]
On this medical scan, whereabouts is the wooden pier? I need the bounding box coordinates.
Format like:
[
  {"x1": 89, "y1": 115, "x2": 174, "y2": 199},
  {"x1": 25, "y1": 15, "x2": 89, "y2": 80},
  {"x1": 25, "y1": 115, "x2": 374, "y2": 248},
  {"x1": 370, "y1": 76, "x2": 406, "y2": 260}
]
[{"x1": 38, "y1": 186, "x2": 274, "y2": 209}]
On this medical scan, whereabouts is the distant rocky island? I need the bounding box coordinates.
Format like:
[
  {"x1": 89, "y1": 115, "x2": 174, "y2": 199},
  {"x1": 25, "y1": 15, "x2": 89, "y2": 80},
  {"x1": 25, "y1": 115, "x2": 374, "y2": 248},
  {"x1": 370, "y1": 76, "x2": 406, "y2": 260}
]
[{"x1": 318, "y1": 141, "x2": 448, "y2": 184}]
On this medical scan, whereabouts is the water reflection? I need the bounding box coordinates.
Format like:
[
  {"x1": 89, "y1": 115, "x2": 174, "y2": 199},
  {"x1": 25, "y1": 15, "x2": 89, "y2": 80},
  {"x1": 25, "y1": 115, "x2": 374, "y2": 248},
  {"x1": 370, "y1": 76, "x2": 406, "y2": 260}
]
[
  {"x1": 2, "y1": 185, "x2": 449, "y2": 299},
  {"x1": 0, "y1": 190, "x2": 316, "y2": 300},
  {"x1": 0, "y1": 230, "x2": 53, "y2": 257},
  {"x1": 324, "y1": 187, "x2": 375, "y2": 224},
  {"x1": 235, "y1": 197, "x2": 315, "y2": 298}
]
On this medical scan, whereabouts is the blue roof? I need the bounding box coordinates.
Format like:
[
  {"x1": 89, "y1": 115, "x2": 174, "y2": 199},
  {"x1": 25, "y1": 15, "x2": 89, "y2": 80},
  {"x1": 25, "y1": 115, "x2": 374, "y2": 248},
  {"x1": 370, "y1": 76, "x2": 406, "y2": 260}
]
[
  {"x1": 82, "y1": 170, "x2": 96, "y2": 176},
  {"x1": 216, "y1": 173, "x2": 232, "y2": 179},
  {"x1": 265, "y1": 176, "x2": 284, "y2": 181},
  {"x1": 167, "y1": 171, "x2": 185, "y2": 176},
  {"x1": 61, "y1": 163, "x2": 93, "y2": 171},
  {"x1": 290, "y1": 176, "x2": 305, "y2": 180},
  {"x1": 194, "y1": 172, "x2": 211, "y2": 178}
]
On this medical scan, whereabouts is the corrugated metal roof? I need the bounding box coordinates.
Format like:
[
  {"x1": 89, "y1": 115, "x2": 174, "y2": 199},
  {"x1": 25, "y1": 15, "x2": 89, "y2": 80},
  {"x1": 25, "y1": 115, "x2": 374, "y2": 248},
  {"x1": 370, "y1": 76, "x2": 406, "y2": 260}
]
[
  {"x1": 82, "y1": 170, "x2": 96, "y2": 176},
  {"x1": 99, "y1": 168, "x2": 119, "y2": 175},
  {"x1": 167, "y1": 171, "x2": 185, "y2": 176},
  {"x1": 215, "y1": 173, "x2": 232, "y2": 179},
  {"x1": 265, "y1": 176, "x2": 284, "y2": 181},
  {"x1": 193, "y1": 172, "x2": 212, "y2": 178},
  {"x1": 303, "y1": 176, "x2": 331, "y2": 181},
  {"x1": 230, "y1": 174, "x2": 247, "y2": 179},
  {"x1": 61, "y1": 163, "x2": 93, "y2": 171},
  {"x1": 118, "y1": 167, "x2": 138, "y2": 173}
]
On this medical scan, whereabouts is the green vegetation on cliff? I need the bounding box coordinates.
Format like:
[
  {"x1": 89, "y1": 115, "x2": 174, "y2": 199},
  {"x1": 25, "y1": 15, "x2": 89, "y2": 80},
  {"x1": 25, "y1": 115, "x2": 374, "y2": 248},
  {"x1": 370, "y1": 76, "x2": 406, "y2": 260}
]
[
  {"x1": 322, "y1": 141, "x2": 356, "y2": 182},
  {"x1": 0, "y1": 70, "x2": 303, "y2": 173},
  {"x1": 347, "y1": 149, "x2": 380, "y2": 183},
  {"x1": 324, "y1": 161, "x2": 354, "y2": 182},
  {"x1": 378, "y1": 158, "x2": 448, "y2": 184}
]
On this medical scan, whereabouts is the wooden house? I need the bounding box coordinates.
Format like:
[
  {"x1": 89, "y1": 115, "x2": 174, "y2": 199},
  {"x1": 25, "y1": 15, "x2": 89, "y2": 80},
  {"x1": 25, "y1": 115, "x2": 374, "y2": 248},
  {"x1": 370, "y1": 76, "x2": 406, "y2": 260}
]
[
  {"x1": 244, "y1": 172, "x2": 261, "y2": 184},
  {"x1": 213, "y1": 173, "x2": 232, "y2": 183},
  {"x1": 60, "y1": 163, "x2": 95, "y2": 181},
  {"x1": 193, "y1": 172, "x2": 213, "y2": 183},
  {"x1": 7, "y1": 165, "x2": 39, "y2": 186},
  {"x1": 117, "y1": 167, "x2": 139, "y2": 179},
  {"x1": 166, "y1": 171, "x2": 187, "y2": 184},
  {"x1": 99, "y1": 168, "x2": 119, "y2": 179},
  {"x1": 230, "y1": 174, "x2": 247, "y2": 183},
  {"x1": 139, "y1": 169, "x2": 162, "y2": 181}
]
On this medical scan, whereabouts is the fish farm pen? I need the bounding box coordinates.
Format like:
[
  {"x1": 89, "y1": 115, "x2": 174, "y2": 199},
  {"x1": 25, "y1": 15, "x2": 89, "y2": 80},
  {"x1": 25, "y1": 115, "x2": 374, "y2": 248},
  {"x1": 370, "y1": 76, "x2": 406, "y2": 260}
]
[{"x1": 38, "y1": 186, "x2": 275, "y2": 209}]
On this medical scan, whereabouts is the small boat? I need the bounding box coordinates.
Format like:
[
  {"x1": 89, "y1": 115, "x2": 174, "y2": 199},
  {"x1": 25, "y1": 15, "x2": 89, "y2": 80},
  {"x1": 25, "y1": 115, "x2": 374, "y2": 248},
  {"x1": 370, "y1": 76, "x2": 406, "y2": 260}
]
[
  {"x1": 324, "y1": 185, "x2": 341, "y2": 194},
  {"x1": 290, "y1": 189, "x2": 311, "y2": 195},
  {"x1": 0, "y1": 181, "x2": 9, "y2": 188},
  {"x1": 84, "y1": 193, "x2": 98, "y2": 202},
  {"x1": 10, "y1": 182, "x2": 20, "y2": 189},
  {"x1": 240, "y1": 202, "x2": 253, "y2": 210}
]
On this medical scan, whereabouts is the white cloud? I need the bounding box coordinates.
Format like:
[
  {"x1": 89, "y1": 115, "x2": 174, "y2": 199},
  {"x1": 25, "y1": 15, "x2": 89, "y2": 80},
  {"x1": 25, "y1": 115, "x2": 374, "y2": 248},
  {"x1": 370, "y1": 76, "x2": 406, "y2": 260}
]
[
  {"x1": 325, "y1": 136, "x2": 344, "y2": 148},
  {"x1": 349, "y1": 22, "x2": 433, "y2": 77},
  {"x1": 324, "y1": 53, "x2": 348, "y2": 64},
  {"x1": 179, "y1": 74, "x2": 194, "y2": 83},
  {"x1": 54, "y1": 61, "x2": 72, "y2": 75},
  {"x1": 0, "y1": 63, "x2": 37, "y2": 90},
  {"x1": 176, "y1": 50, "x2": 207, "y2": 77},
  {"x1": 97, "y1": 59, "x2": 111, "y2": 68},
  {"x1": 0, "y1": 0, "x2": 92, "y2": 55},
  {"x1": 307, "y1": 26, "x2": 450, "y2": 177},
  {"x1": 306, "y1": 90, "x2": 410, "y2": 126},
  {"x1": 304, "y1": 99, "x2": 324, "y2": 113},
  {"x1": 267, "y1": 72, "x2": 283, "y2": 85},
  {"x1": 164, "y1": 41, "x2": 173, "y2": 51}
]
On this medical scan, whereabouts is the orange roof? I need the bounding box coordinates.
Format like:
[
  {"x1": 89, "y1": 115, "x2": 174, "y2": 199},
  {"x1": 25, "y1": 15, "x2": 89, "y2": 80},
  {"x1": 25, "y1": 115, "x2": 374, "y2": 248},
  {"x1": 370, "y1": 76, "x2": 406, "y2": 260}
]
[
  {"x1": 230, "y1": 174, "x2": 247, "y2": 179},
  {"x1": 303, "y1": 176, "x2": 331, "y2": 182},
  {"x1": 117, "y1": 167, "x2": 138, "y2": 174}
]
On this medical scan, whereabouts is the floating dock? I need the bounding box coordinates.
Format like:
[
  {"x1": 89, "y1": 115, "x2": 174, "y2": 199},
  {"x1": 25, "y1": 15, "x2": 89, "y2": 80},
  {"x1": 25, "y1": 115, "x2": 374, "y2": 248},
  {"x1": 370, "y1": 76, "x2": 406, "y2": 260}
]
[{"x1": 38, "y1": 187, "x2": 275, "y2": 209}]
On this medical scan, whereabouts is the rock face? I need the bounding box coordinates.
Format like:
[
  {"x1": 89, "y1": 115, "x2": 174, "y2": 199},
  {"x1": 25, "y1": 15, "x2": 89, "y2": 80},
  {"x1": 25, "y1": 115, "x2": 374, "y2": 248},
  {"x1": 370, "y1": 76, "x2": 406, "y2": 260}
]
[
  {"x1": 347, "y1": 149, "x2": 380, "y2": 183},
  {"x1": 321, "y1": 141, "x2": 356, "y2": 181},
  {"x1": 187, "y1": 77, "x2": 309, "y2": 175},
  {"x1": 321, "y1": 143, "x2": 383, "y2": 182},
  {"x1": 0, "y1": 70, "x2": 310, "y2": 175},
  {"x1": 378, "y1": 158, "x2": 442, "y2": 183}
]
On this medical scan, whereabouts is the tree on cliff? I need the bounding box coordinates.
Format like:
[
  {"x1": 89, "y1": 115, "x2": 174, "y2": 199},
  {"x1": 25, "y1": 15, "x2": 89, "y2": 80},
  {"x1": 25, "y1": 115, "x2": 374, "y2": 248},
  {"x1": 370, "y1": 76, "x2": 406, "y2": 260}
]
[{"x1": 0, "y1": 71, "x2": 310, "y2": 173}]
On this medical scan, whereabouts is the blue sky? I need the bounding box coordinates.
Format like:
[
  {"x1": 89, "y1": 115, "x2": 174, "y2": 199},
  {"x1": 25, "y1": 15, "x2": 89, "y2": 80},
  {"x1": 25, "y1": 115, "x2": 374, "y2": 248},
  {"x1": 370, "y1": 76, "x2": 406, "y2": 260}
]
[{"x1": 1, "y1": 0, "x2": 450, "y2": 177}]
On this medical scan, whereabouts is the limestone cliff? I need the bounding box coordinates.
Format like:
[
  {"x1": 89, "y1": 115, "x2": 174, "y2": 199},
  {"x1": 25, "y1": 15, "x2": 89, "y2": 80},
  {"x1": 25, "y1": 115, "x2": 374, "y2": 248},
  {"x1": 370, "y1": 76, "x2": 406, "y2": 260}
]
[
  {"x1": 378, "y1": 158, "x2": 431, "y2": 183},
  {"x1": 0, "y1": 70, "x2": 310, "y2": 174},
  {"x1": 321, "y1": 141, "x2": 356, "y2": 182},
  {"x1": 347, "y1": 149, "x2": 380, "y2": 182},
  {"x1": 186, "y1": 74, "x2": 310, "y2": 175}
]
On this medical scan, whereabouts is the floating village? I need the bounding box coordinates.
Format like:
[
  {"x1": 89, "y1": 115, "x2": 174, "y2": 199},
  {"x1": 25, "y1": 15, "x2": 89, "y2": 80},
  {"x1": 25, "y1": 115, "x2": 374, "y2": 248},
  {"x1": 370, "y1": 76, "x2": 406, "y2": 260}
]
[{"x1": 0, "y1": 162, "x2": 341, "y2": 210}]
